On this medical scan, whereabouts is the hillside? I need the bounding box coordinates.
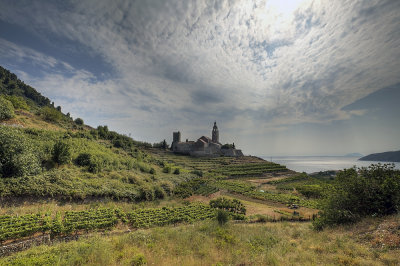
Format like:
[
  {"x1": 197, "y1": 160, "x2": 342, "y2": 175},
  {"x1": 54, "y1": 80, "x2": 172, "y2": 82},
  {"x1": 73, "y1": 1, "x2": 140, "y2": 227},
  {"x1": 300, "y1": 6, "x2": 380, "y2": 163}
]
[
  {"x1": 359, "y1": 150, "x2": 400, "y2": 162},
  {"x1": 0, "y1": 66, "x2": 51, "y2": 107},
  {"x1": 0, "y1": 66, "x2": 399, "y2": 265}
]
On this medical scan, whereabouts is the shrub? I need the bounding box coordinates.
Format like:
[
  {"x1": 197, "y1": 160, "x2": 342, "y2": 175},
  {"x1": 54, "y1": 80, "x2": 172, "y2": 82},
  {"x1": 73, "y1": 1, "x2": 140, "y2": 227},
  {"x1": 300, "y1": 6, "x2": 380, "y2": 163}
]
[
  {"x1": 216, "y1": 209, "x2": 229, "y2": 226},
  {"x1": 173, "y1": 168, "x2": 180, "y2": 175},
  {"x1": 191, "y1": 170, "x2": 203, "y2": 177},
  {"x1": 130, "y1": 254, "x2": 147, "y2": 266},
  {"x1": 138, "y1": 185, "x2": 155, "y2": 201},
  {"x1": 313, "y1": 164, "x2": 400, "y2": 230},
  {"x1": 113, "y1": 139, "x2": 123, "y2": 148},
  {"x1": 3, "y1": 95, "x2": 29, "y2": 110},
  {"x1": 210, "y1": 197, "x2": 246, "y2": 215},
  {"x1": 163, "y1": 165, "x2": 172, "y2": 173},
  {"x1": 97, "y1": 125, "x2": 109, "y2": 139},
  {"x1": 297, "y1": 184, "x2": 323, "y2": 198},
  {"x1": 88, "y1": 157, "x2": 102, "y2": 173},
  {"x1": 0, "y1": 127, "x2": 40, "y2": 177},
  {"x1": 74, "y1": 118, "x2": 84, "y2": 125},
  {"x1": 52, "y1": 141, "x2": 72, "y2": 165},
  {"x1": 149, "y1": 168, "x2": 156, "y2": 174},
  {"x1": 221, "y1": 143, "x2": 234, "y2": 149},
  {"x1": 255, "y1": 215, "x2": 268, "y2": 223},
  {"x1": 42, "y1": 107, "x2": 62, "y2": 122},
  {"x1": 0, "y1": 96, "x2": 15, "y2": 120},
  {"x1": 75, "y1": 153, "x2": 92, "y2": 166}
]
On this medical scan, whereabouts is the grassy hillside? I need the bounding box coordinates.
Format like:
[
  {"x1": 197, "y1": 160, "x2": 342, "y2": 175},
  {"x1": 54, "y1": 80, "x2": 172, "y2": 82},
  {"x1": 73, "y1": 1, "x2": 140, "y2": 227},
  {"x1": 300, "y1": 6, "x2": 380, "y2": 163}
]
[
  {"x1": 0, "y1": 66, "x2": 185, "y2": 202},
  {"x1": 0, "y1": 66, "x2": 399, "y2": 265}
]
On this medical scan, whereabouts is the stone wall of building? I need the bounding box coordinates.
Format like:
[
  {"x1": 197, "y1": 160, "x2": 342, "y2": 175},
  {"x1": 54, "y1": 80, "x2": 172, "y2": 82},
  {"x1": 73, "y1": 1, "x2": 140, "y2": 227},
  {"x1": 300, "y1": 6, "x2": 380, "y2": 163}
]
[{"x1": 172, "y1": 141, "x2": 195, "y2": 154}]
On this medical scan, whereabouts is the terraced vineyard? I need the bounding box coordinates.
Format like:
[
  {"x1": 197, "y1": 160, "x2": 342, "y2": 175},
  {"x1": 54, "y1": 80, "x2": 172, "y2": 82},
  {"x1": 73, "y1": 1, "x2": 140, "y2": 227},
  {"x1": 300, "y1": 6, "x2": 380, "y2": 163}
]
[
  {"x1": 151, "y1": 150, "x2": 288, "y2": 179},
  {"x1": 61, "y1": 209, "x2": 119, "y2": 234},
  {"x1": 0, "y1": 204, "x2": 227, "y2": 243},
  {"x1": 216, "y1": 162, "x2": 287, "y2": 177},
  {"x1": 0, "y1": 214, "x2": 51, "y2": 242},
  {"x1": 194, "y1": 184, "x2": 219, "y2": 196},
  {"x1": 126, "y1": 204, "x2": 216, "y2": 228}
]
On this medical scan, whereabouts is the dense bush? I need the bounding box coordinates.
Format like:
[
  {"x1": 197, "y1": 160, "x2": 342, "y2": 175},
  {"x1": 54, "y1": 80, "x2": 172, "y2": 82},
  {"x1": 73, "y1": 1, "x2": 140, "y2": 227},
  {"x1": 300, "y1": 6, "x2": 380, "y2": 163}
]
[
  {"x1": 87, "y1": 157, "x2": 103, "y2": 173},
  {"x1": 95, "y1": 125, "x2": 152, "y2": 149},
  {"x1": 42, "y1": 107, "x2": 62, "y2": 122},
  {"x1": 74, "y1": 118, "x2": 84, "y2": 125},
  {"x1": 75, "y1": 153, "x2": 92, "y2": 167},
  {"x1": 3, "y1": 95, "x2": 29, "y2": 110},
  {"x1": 153, "y1": 139, "x2": 169, "y2": 149},
  {"x1": 221, "y1": 143, "x2": 234, "y2": 149},
  {"x1": 174, "y1": 179, "x2": 204, "y2": 198},
  {"x1": 0, "y1": 127, "x2": 40, "y2": 177},
  {"x1": 210, "y1": 197, "x2": 246, "y2": 215},
  {"x1": 52, "y1": 141, "x2": 72, "y2": 165},
  {"x1": 75, "y1": 153, "x2": 103, "y2": 174},
  {"x1": 191, "y1": 170, "x2": 203, "y2": 177},
  {"x1": 296, "y1": 184, "x2": 323, "y2": 198},
  {"x1": 313, "y1": 164, "x2": 400, "y2": 230},
  {"x1": 173, "y1": 168, "x2": 180, "y2": 175},
  {"x1": 0, "y1": 96, "x2": 15, "y2": 120},
  {"x1": 163, "y1": 165, "x2": 172, "y2": 173},
  {"x1": 216, "y1": 209, "x2": 229, "y2": 225}
]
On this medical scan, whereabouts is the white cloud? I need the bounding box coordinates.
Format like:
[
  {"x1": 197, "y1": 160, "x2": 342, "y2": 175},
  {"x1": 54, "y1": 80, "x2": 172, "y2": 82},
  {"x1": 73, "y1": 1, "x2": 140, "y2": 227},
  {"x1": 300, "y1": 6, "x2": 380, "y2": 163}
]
[{"x1": 0, "y1": 0, "x2": 399, "y2": 153}]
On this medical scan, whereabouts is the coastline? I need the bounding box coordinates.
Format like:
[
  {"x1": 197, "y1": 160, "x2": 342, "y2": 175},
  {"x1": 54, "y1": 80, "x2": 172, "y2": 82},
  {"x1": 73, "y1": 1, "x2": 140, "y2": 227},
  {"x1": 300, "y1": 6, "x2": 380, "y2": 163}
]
[{"x1": 260, "y1": 155, "x2": 400, "y2": 173}]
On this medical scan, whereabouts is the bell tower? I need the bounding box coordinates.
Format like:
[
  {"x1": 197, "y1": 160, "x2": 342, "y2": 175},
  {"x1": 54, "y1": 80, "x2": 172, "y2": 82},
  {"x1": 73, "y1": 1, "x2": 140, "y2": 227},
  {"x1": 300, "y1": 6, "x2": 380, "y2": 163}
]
[{"x1": 212, "y1": 121, "x2": 219, "y2": 143}]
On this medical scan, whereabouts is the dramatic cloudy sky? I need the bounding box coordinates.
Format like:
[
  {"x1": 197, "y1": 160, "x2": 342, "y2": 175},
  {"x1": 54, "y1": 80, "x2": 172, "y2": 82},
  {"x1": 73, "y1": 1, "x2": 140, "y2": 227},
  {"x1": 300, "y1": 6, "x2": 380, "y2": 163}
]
[{"x1": 0, "y1": 0, "x2": 399, "y2": 156}]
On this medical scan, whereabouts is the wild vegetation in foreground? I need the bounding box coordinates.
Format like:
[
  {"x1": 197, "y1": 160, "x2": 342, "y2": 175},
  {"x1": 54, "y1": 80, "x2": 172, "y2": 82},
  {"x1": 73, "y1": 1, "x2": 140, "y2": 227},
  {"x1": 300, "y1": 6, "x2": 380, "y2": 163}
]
[{"x1": 1, "y1": 216, "x2": 399, "y2": 266}]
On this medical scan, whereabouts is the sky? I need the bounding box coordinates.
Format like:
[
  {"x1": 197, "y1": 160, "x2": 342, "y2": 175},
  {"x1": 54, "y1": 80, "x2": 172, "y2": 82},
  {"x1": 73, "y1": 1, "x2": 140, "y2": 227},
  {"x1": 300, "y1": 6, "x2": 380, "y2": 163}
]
[{"x1": 0, "y1": 0, "x2": 399, "y2": 156}]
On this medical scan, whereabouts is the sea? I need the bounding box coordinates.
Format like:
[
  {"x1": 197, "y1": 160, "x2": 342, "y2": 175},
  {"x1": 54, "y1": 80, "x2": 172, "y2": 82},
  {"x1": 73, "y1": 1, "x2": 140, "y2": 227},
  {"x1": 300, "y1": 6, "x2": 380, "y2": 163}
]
[{"x1": 260, "y1": 156, "x2": 400, "y2": 174}]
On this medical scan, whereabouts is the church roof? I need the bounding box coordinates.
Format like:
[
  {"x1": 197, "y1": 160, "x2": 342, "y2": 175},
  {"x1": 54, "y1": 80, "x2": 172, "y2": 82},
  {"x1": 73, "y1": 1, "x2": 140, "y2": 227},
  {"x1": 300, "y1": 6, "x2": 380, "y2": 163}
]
[{"x1": 198, "y1": 136, "x2": 212, "y2": 143}]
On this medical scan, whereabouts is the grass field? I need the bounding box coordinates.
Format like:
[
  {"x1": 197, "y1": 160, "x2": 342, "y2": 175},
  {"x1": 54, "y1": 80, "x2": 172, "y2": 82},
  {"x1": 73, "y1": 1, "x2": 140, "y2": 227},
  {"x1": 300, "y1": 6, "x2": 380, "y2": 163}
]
[{"x1": 1, "y1": 215, "x2": 399, "y2": 265}]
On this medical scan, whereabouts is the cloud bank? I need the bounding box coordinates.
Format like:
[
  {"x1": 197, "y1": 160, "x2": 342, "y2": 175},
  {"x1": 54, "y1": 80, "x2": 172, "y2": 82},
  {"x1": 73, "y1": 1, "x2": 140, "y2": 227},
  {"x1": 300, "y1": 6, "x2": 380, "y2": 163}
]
[{"x1": 0, "y1": 0, "x2": 399, "y2": 154}]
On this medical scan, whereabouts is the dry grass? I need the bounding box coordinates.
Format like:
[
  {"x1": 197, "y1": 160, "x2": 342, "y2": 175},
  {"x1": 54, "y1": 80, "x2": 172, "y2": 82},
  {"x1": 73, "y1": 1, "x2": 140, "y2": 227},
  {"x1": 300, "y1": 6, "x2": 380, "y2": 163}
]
[
  {"x1": 1, "y1": 217, "x2": 399, "y2": 265},
  {"x1": 0, "y1": 198, "x2": 187, "y2": 216},
  {"x1": 8, "y1": 111, "x2": 67, "y2": 131}
]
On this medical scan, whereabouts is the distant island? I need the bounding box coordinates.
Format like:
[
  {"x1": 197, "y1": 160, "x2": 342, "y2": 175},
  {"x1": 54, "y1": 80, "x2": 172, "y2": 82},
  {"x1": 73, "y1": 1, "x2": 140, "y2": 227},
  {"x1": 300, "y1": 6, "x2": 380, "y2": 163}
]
[{"x1": 359, "y1": 150, "x2": 400, "y2": 162}]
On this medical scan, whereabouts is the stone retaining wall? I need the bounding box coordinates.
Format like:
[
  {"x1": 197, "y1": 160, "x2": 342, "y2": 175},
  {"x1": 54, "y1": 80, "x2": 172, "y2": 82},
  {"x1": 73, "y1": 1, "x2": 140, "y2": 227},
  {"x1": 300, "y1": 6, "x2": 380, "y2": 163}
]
[{"x1": 0, "y1": 235, "x2": 51, "y2": 257}]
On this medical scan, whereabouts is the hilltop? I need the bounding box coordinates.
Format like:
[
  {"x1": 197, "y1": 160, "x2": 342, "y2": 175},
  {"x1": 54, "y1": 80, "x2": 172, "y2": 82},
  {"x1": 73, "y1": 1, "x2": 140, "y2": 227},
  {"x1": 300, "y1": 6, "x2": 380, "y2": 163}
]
[{"x1": 0, "y1": 66, "x2": 399, "y2": 265}]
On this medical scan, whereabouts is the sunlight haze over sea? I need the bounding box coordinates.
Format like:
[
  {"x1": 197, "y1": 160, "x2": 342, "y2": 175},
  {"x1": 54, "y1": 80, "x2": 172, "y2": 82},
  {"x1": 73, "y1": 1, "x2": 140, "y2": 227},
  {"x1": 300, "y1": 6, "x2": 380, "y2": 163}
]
[{"x1": 261, "y1": 156, "x2": 400, "y2": 173}]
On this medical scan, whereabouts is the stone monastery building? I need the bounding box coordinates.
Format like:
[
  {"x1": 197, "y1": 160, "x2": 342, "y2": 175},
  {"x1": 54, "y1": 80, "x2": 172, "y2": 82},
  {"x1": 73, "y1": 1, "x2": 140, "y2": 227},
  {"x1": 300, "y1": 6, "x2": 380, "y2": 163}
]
[{"x1": 171, "y1": 122, "x2": 243, "y2": 157}]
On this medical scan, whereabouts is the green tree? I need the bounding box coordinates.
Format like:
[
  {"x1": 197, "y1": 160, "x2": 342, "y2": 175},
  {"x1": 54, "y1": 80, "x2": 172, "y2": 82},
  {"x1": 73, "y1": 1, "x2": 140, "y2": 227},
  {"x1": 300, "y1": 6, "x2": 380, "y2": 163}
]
[
  {"x1": 313, "y1": 164, "x2": 400, "y2": 230},
  {"x1": 97, "y1": 125, "x2": 109, "y2": 139},
  {"x1": 42, "y1": 107, "x2": 62, "y2": 122},
  {"x1": 74, "y1": 118, "x2": 84, "y2": 125},
  {"x1": 3, "y1": 95, "x2": 29, "y2": 110},
  {"x1": 0, "y1": 127, "x2": 40, "y2": 177},
  {"x1": 216, "y1": 209, "x2": 229, "y2": 226},
  {"x1": 75, "y1": 153, "x2": 92, "y2": 167},
  {"x1": 210, "y1": 197, "x2": 246, "y2": 215},
  {"x1": 0, "y1": 96, "x2": 15, "y2": 120},
  {"x1": 221, "y1": 143, "x2": 234, "y2": 149},
  {"x1": 162, "y1": 139, "x2": 168, "y2": 149},
  {"x1": 52, "y1": 141, "x2": 72, "y2": 165}
]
